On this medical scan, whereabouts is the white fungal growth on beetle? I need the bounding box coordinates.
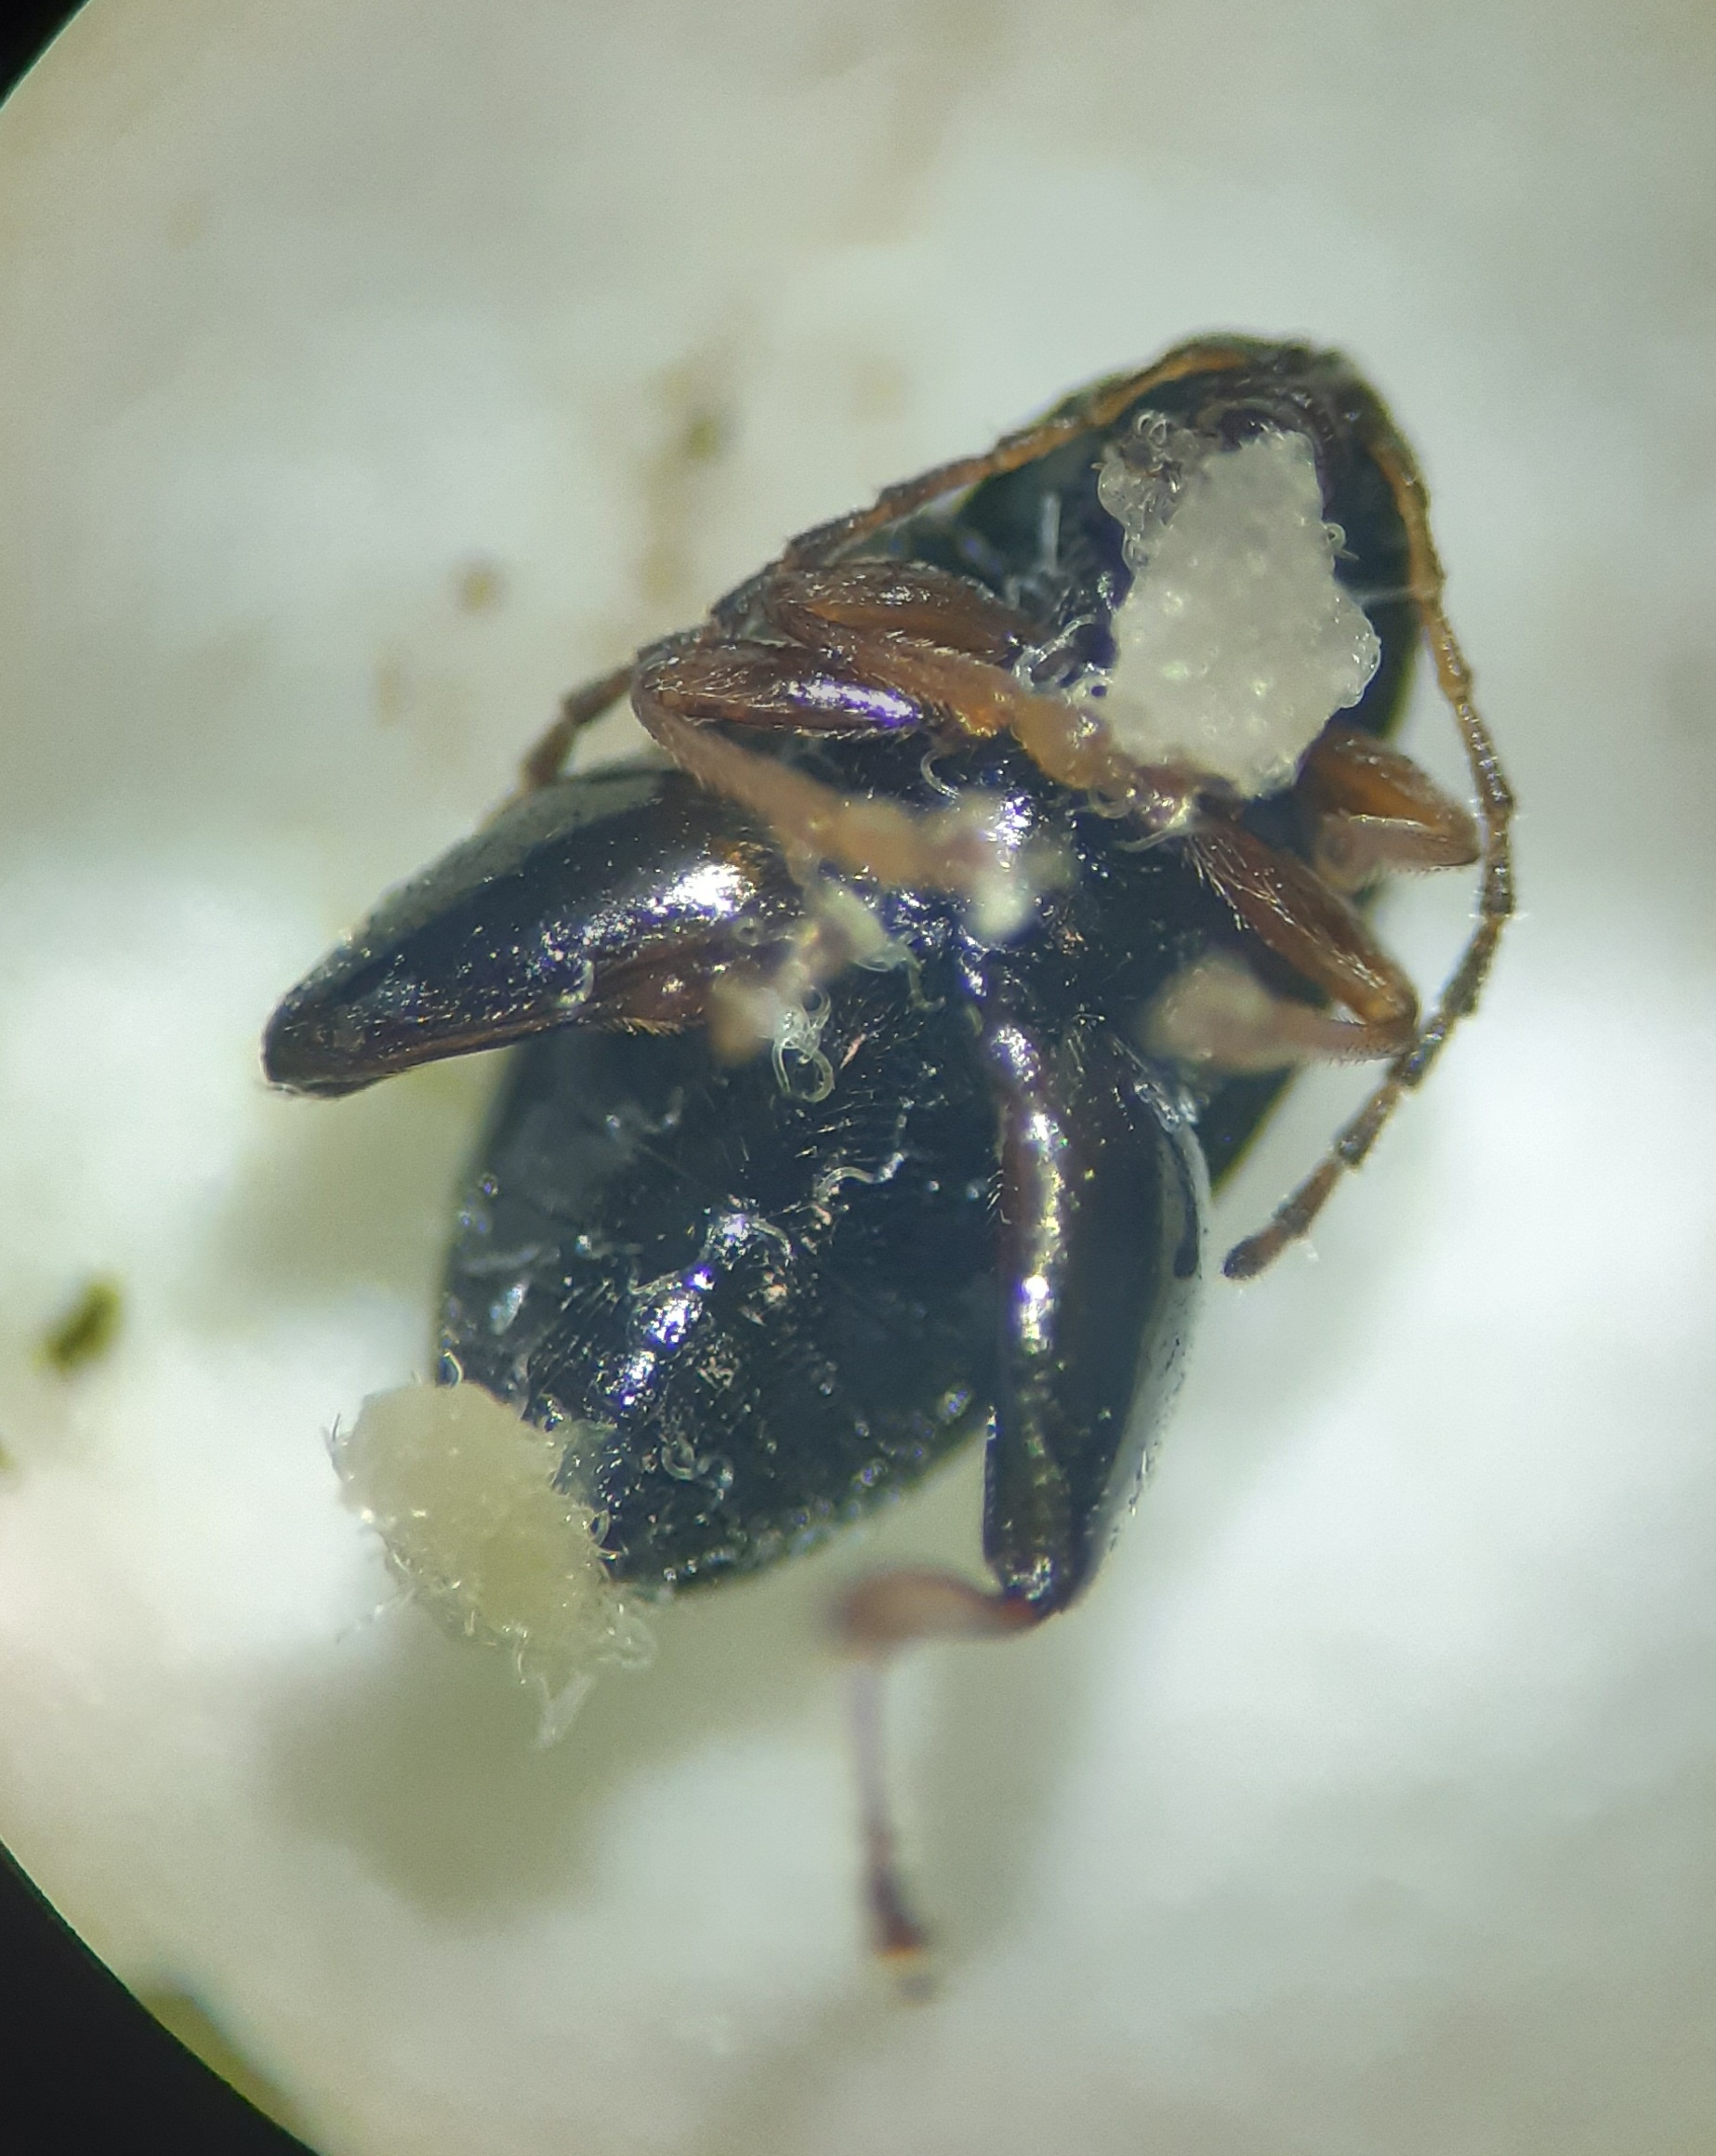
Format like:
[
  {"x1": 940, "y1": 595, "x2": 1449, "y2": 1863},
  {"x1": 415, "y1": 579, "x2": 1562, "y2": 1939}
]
[
  {"x1": 949, "y1": 792, "x2": 1071, "y2": 945},
  {"x1": 334, "y1": 1381, "x2": 654, "y2": 1742},
  {"x1": 708, "y1": 876, "x2": 922, "y2": 1099},
  {"x1": 1091, "y1": 425, "x2": 1381, "y2": 796}
]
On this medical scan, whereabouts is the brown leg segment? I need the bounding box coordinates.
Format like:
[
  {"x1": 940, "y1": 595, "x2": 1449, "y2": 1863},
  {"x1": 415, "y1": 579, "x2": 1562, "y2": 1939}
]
[
  {"x1": 1146, "y1": 953, "x2": 1419, "y2": 1071},
  {"x1": 631, "y1": 666, "x2": 1025, "y2": 895},
  {"x1": 519, "y1": 660, "x2": 636, "y2": 792},
  {"x1": 761, "y1": 561, "x2": 1035, "y2": 664},
  {"x1": 763, "y1": 584, "x2": 1205, "y2": 823},
  {"x1": 836, "y1": 1572, "x2": 1041, "y2": 1975},
  {"x1": 635, "y1": 547, "x2": 1206, "y2": 876},
  {"x1": 777, "y1": 339, "x2": 1258, "y2": 574},
  {"x1": 1187, "y1": 819, "x2": 1419, "y2": 1039},
  {"x1": 637, "y1": 640, "x2": 927, "y2": 737},
  {"x1": 1300, "y1": 726, "x2": 1481, "y2": 889},
  {"x1": 633, "y1": 642, "x2": 1203, "y2": 910}
]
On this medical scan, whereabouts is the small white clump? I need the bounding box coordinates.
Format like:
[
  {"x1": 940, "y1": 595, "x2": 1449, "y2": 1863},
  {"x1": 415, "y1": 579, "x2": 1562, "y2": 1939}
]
[
  {"x1": 708, "y1": 876, "x2": 922, "y2": 1100},
  {"x1": 334, "y1": 1382, "x2": 653, "y2": 1742},
  {"x1": 944, "y1": 792, "x2": 1070, "y2": 945},
  {"x1": 1092, "y1": 427, "x2": 1381, "y2": 796}
]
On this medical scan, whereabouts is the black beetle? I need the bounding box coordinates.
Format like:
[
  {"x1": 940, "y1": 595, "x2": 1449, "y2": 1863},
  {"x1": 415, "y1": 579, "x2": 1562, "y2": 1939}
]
[{"x1": 264, "y1": 335, "x2": 1512, "y2": 1956}]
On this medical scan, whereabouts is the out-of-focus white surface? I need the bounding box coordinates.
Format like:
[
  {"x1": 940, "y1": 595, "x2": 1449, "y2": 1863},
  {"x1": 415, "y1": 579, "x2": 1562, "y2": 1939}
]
[{"x1": 1, "y1": 3, "x2": 1713, "y2": 2151}]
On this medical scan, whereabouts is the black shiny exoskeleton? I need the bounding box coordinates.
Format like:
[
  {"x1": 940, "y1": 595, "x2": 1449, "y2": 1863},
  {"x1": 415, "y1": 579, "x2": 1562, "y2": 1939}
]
[{"x1": 264, "y1": 338, "x2": 1511, "y2": 1639}]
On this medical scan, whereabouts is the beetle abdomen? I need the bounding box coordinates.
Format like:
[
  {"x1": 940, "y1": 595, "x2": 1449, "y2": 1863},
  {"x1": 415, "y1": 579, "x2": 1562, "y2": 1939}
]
[{"x1": 441, "y1": 963, "x2": 1001, "y2": 1593}]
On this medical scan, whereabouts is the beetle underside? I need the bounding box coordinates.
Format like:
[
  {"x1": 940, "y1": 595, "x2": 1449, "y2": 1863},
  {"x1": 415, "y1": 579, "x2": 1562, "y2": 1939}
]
[{"x1": 264, "y1": 335, "x2": 1514, "y2": 1966}]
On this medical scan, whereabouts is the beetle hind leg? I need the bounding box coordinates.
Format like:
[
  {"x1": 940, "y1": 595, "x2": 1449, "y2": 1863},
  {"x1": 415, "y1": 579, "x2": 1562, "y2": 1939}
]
[
  {"x1": 836, "y1": 1572, "x2": 1042, "y2": 1974},
  {"x1": 830, "y1": 1014, "x2": 1205, "y2": 1968}
]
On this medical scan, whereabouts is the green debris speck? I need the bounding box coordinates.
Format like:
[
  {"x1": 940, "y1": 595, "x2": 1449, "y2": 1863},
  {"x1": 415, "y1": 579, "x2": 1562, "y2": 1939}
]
[
  {"x1": 39, "y1": 1277, "x2": 124, "y2": 1375},
  {"x1": 680, "y1": 405, "x2": 730, "y2": 464}
]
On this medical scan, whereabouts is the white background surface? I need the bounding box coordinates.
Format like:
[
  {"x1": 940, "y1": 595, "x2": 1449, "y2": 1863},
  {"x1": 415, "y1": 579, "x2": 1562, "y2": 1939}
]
[{"x1": 0, "y1": 3, "x2": 1713, "y2": 2151}]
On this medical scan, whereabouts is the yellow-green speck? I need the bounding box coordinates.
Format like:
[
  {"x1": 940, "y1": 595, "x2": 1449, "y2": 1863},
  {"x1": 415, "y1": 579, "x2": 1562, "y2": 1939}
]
[
  {"x1": 39, "y1": 1278, "x2": 124, "y2": 1375},
  {"x1": 680, "y1": 405, "x2": 730, "y2": 464}
]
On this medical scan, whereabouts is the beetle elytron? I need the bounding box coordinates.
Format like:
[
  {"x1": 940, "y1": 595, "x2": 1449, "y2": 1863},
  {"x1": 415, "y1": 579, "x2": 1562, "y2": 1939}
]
[{"x1": 265, "y1": 336, "x2": 1513, "y2": 1957}]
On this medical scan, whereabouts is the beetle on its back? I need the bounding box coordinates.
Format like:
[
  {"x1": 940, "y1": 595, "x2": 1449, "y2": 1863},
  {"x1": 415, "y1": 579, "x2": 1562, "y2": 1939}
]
[{"x1": 264, "y1": 336, "x2": 1512, "y2": 1957}]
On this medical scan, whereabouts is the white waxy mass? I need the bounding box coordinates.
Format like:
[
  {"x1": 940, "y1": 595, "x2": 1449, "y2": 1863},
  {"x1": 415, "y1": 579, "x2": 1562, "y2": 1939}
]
[
  {"x1": 336, "y1": 1382, "x2": 653, "y2": 1741},
  {"x1": 1092, "y1": 427, "x2": 1381, "y2": 796}
]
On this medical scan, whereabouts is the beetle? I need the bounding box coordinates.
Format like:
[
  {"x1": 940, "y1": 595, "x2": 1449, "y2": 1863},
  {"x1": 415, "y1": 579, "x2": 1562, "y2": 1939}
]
[{"x1": 263, "y1": 335, "x2": 1513, "y2": 1958}]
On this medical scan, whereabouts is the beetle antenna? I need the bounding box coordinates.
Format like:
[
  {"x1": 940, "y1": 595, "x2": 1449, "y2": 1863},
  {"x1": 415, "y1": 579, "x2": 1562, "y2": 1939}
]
[{"x1": 1222, "y1": 431, "x2": 1516, "y2": 1281}]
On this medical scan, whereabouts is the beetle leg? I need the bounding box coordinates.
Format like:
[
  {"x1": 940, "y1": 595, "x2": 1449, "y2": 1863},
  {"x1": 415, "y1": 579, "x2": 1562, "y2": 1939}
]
[
  {"x1": 640, "y1": 638, "x2": 927, "y2": 737},
  {"x1": 981, "y1": 1017, "x2": 1204, "y2": 1612},
  {"x1": 1160, "y1": 723, "x2": 1485, "y2": 1067},
  {"x1": 635, "y1": 625, "x2": 1197, "y2": 866},
  {"x1": 777, "y1": 338, "x2": 1260, "y2": 574},
  {"x1": 760, "y1": 561, "x2": 1036, "y2": 664},
  {"x1": 831, "y1": 1019, "x2": 1204, "y2": 1965},
  {"x1": 835, "y1": 1573, "x2": 1042, "y2": 1971},
  {"x1": 634, "y1": 664, "x2": 976, "y2": 890},
  {"x1": 519, "y1": 660, "x2": 636, "y2": 792},
  {"x1": 1185, "y1": 818, "x2": 1419, "y2": 1045},
  {"x1": 1300, "y1": 725, "x2": 1480, "y2": 890},
  {"x1": 264, "y1": 769, "x2": 798, "y2": 1094},
  {"x1": 1145, "y1": 953, "x2": 1418, "y2": 1071},
  {"x1": 759, "y1": 562, "x2": 1204, "y2": 820},
  {"x1": 632, "y1": 659, "x2": 1081, "y2": 909}
]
